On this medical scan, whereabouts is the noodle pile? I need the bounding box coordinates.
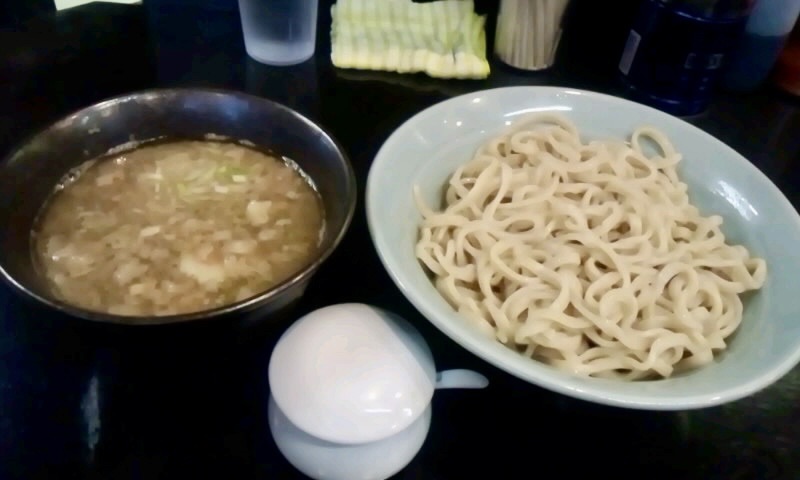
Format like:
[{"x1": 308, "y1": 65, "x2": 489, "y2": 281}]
[{"x1": 414, "y1": 114, "x2": 767, "y2": 380}]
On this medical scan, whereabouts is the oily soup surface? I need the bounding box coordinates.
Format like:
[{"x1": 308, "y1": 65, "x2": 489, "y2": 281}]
[{"x1": 33, "y1": 140, "x2": 324, "y2": 318}]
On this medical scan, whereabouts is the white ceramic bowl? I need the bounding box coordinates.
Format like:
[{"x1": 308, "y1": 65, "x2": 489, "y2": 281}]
[{"x1": 366, "y1": 86, "x2": 800, "y2": 410}]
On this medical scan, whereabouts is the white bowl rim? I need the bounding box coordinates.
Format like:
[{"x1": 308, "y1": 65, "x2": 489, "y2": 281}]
[{"x1": 366, "y1": 85, "x2": 800, "y2": 410}]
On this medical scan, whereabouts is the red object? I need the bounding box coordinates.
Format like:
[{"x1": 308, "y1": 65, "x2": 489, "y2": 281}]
[{"x1": 773, "y1": 24, "x2": 800, "y2": 96}]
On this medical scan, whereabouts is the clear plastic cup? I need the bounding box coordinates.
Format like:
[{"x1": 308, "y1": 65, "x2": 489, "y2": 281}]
[{"x1": 238, "y1": 0, "x2": 318, "y2": 66}]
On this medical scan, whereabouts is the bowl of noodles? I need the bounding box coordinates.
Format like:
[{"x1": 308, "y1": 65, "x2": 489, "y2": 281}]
[
  {"x1": 366, "y1": 86, "x2": 800, "y2": 409},
  {"x1": 0, "y1": 88, "x2": 356, "y2": 326}
]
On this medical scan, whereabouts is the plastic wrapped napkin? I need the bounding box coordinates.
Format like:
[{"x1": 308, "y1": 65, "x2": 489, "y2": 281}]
[{"x1": 331, "y1": 0, "x2": 490, "y2": 79}]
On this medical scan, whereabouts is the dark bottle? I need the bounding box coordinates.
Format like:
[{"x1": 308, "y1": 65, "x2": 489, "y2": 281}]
[
  {"x1": 618, "y1": 0, "x2": 756, "y2": 116},
  {"x1": 773, "y1": 22, "x2": 800, "y2": 96}
]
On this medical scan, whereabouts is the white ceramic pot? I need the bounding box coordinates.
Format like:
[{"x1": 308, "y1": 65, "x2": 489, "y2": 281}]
[{"x1": 267, "y1": 303, "x2": 488, "y2": 480}]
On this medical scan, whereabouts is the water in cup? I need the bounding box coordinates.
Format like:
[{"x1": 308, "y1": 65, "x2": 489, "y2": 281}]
[{"x1": 238, "y1": 0, "x2": 318, "y2": 66}]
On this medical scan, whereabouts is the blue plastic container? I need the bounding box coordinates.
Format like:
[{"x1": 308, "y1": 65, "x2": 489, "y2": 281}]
[
  {"x1": 722, "y1": 0, "x2": 800, "y2": 91},
  {"x1": 618, "y1": 0, "x2": 756, "y2": 116}
]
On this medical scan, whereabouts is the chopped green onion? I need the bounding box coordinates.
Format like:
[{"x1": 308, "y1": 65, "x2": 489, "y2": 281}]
[{"x1": 216, "y1": 165, "x2": 249, "y2": 182}]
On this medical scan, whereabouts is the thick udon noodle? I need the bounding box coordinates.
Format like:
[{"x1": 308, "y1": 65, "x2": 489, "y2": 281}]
[{"x1": 415, "y1": 114, "x2": 767, "y2": 380}]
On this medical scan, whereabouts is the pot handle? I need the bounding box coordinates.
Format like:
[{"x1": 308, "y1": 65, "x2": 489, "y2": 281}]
[{"x1": 435, "y1": 369, "x2": 489, "y2": 390}]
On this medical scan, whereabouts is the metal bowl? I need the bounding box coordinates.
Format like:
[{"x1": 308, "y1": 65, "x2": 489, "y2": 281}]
[{"x1": 0, "y1": 88, "x2": 356, "y2": 326}]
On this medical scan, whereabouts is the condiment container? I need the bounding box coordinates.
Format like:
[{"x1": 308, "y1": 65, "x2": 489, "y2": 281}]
[
  {"x1": 618, "y1": 0, "x2": 756, "y2": 116},
  {"x1": 773, "y1": 21, "x2": 800, "y2": 96},
  {"x1": 723, "y1": 0, "x2": 800, "y2": 91},
  {"x1": 268, "y1": 303, "x2": 488, "y2": 480},
  {"x1": 494, "y1": 0, "x2": 572, "y2": 71}
]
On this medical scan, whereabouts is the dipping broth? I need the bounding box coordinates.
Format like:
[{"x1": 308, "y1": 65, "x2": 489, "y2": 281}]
[{"x1": 31, "y1": 140, "x2": 325, "y2": 318}]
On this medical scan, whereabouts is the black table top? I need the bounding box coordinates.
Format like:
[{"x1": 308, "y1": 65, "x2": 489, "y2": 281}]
[{"x1": 2, "y1": 2, "x2": 800, "y2": 479}]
